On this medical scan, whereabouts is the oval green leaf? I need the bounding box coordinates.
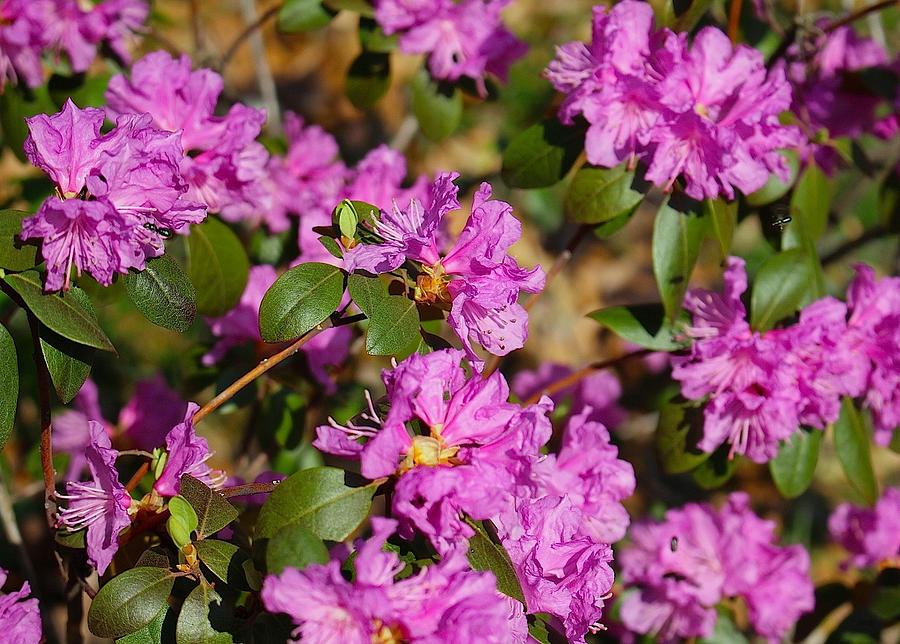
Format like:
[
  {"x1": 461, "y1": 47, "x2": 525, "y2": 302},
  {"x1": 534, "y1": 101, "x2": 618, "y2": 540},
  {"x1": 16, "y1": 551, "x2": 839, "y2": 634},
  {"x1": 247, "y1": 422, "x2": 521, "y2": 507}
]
[
  {"x1": 365, "y1": 295, "x2": 420, "y2": 358},
  {"x1": 652, "y1": 198, "x2": 707, "y2": 320},
  {"x1": 833, "y1": 398, "x2": 878, "y2": 506},
  {"x1": 185, "y1": 218, "x2": 249, "y2": 317},
  {"x1": 704, "y1": 198, "x2": 737, "y2": 259},
  {"x1": 124, "y1": 255, "x2": 197, "y2": 333},
  {"x1": 259, "y1": 262, "x2": 345, "y2": 342},
  {"x1": 0, "y1": 324, "x2": 18, "y2": 450},
  {"x1": 87, "y1": 567, "x2": 175, "y2": 639},
  {"x1": 196, "y1": 540, "x2": 259, "y2": 591},
  {"x1": 587, "y1": 303, "x2": 679, "y2": 351},
  {"x1": 749, "y1": 248, "x2": 813, "y2": 331},
  {"x1": 255, "y1": 466, "x2": 377, "y2": 542},
  {"x1": 40, "y1": 330, "x2": 93, "y2": 404},
  {"x1": 465, "y1": 519, "x2": 525, "y2": 604},
  {"x1": 411, "y1": 71, "x2": 462, "y2": 142},
  {"x1": 265, "y1": 522, "x2": 329, "y2": 575},
  {"x1": 564, "y1": 164, "x2": 645, "y2": 224},
  {"x1": 175, "y1": 583, "x2": 234, "y2": 644},
  {"x1": 655, "y1": 397, "x2": 711, "y2": 474},
  {"x1": 0, "y1": 210, "x2": 37, "y2": 271},
  {"x1": 501, "y1": 118, "x2": 585, "y2": 189},
  {"x1": 278, "y1": 0, "x2": 331, "y2": 31},
  {"x1": 769, "y1": 428, "x2": 822, "y2": 498},
  {"x1": 4, "y1": 273, "x2": 114, "y2": 352},
  {"x1": 346, "y1": 51, "x2": 390, "y2": 109},
  {"x1": 179, "y1": 475, "x2": 240, "y2": 539}
]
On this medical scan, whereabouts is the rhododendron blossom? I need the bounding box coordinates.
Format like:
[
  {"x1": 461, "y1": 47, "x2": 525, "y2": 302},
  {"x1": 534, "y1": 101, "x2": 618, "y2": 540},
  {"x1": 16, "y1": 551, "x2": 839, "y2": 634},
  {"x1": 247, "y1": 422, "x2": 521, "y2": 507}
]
[
  {"x1": 153, "y1": 403, "x2": 226, "y2": 497},
  {"x1": 829, "y1": 487, "x2": 900, "y2": 569},
  {"x1": 0, "y1": 567, "x2": 42, "y2": 644},
  {"x1": 512, "y1": 362, "x2": 625, "y2": 428}
]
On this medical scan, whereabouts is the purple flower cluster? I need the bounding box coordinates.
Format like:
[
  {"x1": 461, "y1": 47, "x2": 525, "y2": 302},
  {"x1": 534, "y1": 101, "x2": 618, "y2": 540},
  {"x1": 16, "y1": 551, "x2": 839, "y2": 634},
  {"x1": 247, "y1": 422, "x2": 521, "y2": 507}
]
[
  {"x1": 0, "y1": 567, "x2": 42, "y2": 644},
  {"x1": 106, "y1": 51, "x2": 271, "y2": 221},
  {"x1": 20, "y1": 100, "x2": 206, "y2": 291},
  {"x1": 374, "y1": 0, "x2": 526, "y2": 96},
  {"x1": 314, "y1": 349, "x2": 635, "y2": 641},
  {"x1": 619, "y1": 492, "x2": 814, "y2": 642},
  {"x1": 546, "y1": 0, "x2": 800, "y2": 200},
  {"x1": 0, "y1": 0, "x2": 147, "y2": 90},
  {"x1": 203, "y1": 264, "x2": 351, "y2": 392},
  {"x1": 829, "y1": 487, "x2": 900, "y2": 569},
  {"x1": 780, "y1": 24, "x2": 889, "y2": 173},
  {"x1": 262, "y1": 518, "x2": 527, "y2": 642},
  {"x1": 673, "y1": 257, "x2": 900, "y2": 462},
  {"x1": 153, "y1": 402, "x2": 227, "y2": 497},
  {"x1": 344, "y1": 173, "x2": 544, "y2": 364}
]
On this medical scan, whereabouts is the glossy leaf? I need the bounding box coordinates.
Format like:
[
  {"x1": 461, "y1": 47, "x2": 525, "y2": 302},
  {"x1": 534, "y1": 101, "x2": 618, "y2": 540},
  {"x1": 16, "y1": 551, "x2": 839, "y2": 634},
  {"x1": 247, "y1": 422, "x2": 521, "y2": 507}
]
[
  {"x1": 0, "y1": 324, "x2": 17, "y2": 451},
  {"x1": 0, "y1": 84, "x2": 55, "y2": 162},
  {"x1": 167, "y1": 495, "x2": 199, "y2": 549},
  {"x1": 564, "y1": 164, "x2": 645, "y2": 224},
  {"x1": 185, "y1": 218, "x2": 249, "y2": 317},
  {"x1": 255, "y1": 466, "x2": 377, "y2": 542},
  {"x1": 749, "y1": 248, "x2": 813, "y2": 331},
  {"x1": 587, "y1": 303, "x2": 680, "y2": 351},
  {"x1": 465, "y1": 519, "x2": 525, "y2": 604},
  {"x1": 833, "y1": 398, "x2": 878, "y2": 506},
  {"x1": 278, "y1": 0, "x2": 331, "y2": 31},
  {"x1": 0, "y1": 210, "x2": 37, "y2": 271},
  {"x1": 116, "y1": 606, "x2": 170, "y2": 644},
  {"x1": 656, "y1": 397, "x2": 711, "y2": 474},
  {"x1": 346, "y1": 51, "x2": 390, "y2": 109},
  {"x1": 40, "y1": 329, "x2": 93, "y2": 404},
  {"x1": 704, "y1": 199, "x2": 737, "y2": 259},
  {"x1": 501, "y1": 118, "x2": 585, "y2": 189},
  {"x1": 87, "y1": 567, "x2": 175, "y2": 639},
  {"x1": 175, "y1": 583, "x2": 234, "y2": 644},
  {"x1": 365, "y1": 295, "x2": 420, "y2": 358},
  {"x1": 197, "y1": 540, "x2": 259, "y2": 591},
  {"x1": 785, "y1": 163, "x2": 832, "y2": 297},
  {"x1": 258, "y1": 262, "x2": 344, "y2": 342},
  {"x1": 264, "y1": 522, "x2": 329, "y2": 575},
  {"x1": 347, "y1": 273, "x2": 388, "y2": 317},
  {"x1": 769, "y1": 428, "x2": 822, "y2": 498},
  {"x1": 691, "y1": 446, "x2": 737, "y2": 490},
  {"x1": 123, "y1": 255, "x2": 196, "y2": 333},
  {"x1": 652, "y1": 198, "x2": 706, "y2": 320},
  {"x1": 179, "y1": 475, "x2": 240, "y2": 540},
  {"x1": 411, "y1": 71, "x2": 462, "y2": 141},
  {"x1": 4, "y1": 272, "x2": 114, "y2": 351}
]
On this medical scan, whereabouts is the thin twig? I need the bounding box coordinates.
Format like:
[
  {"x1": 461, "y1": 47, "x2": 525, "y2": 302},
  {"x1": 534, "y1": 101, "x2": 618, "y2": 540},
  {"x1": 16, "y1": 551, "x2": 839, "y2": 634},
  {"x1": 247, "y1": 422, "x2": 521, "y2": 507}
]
[
  {"x1": 820, "y1": 224, "x2": 891, "y2": 265},
  {"x1": 523, "y1": 349, "x2": 653, "y2": 406},
  {"x1": 390, "y1": 115, "x2": 420, "y2": 152},
  {"x1": 219, "y1": 2, "x2": 282, "y2": 70},
  {"x1": 728, "y1": 0, "x2": 744, "y2": 42},
  {"x1": 483, "y1": 224, "x2": 593, "y2": 377},
  {"x1": 27, "y1": 313, "x2": 56, "y2": 526},
  {"x1": 824, "y1": 0, "x2": 898, "y2": 33},
  {"x1": 124, "y1": 462, "x2": 150, "y2": 493},
  {"x1": 193, "y1": 317, "x2": 337, "y2": 425},
  {"x1": 219, "y1": 481, "x2": 280, "y2": 498}
]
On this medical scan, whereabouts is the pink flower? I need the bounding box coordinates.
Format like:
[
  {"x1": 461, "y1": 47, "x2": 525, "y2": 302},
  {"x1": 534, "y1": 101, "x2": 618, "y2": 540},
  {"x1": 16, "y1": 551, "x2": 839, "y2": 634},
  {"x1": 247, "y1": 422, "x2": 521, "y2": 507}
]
[
  {"x1": 547, "y1": 1, "x2": 799, "y2": 200},
  {"x1": 829, "y1": 487, "x2": 900, "y2": 569},
  {"x1": 343, "y1": 144, "x2": 429, "y2": 213},
  {"x1": 20, "y1": 100, "x2": 205, "y2": 291},
  {"x1": 262, "y1": 518, "x2": 526, "y2": 642},
  {"x1": 0, "y1": 567, "x2": 42, "y2": 644},
  {"x1": 153, "y1": 403, "x2": 226, "y2": 497},
  {"x1": 53, "y1": 379, "x2": 112, "y2": 480},
  {"x1": 375, "y1": 0, "x2": 526, "y2": 96},
  {"x1": 118, "y1": 376, "x2": 188, "y2": 451},
  {"x1": 106, "y1": 50, "x2": 270, "y2": 222},
  {"x1": 620, "y1": 493, "x2": 813, "y2": 643},
  {"x1": 0, "y1": 0, "x2": 49, "y2": 89},
  {"x1": 343, "y1": 174, "x2": 544, "y2": 363},
  {"x1": 511, "y1": 362, "x2": 625, "y2": 429},
  {"x1": 56, "y1": 421, "x2": 133, "y2": 574}
]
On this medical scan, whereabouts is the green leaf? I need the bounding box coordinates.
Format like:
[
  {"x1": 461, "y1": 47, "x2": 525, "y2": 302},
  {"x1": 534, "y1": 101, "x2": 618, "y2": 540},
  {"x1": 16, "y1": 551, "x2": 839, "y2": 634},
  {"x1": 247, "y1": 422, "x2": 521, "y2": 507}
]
[
  {"x1": 175, "y1": 583, "x2": 234, "y2": 644},
  {"x1": 587, "y1": 304, "x2": 680, "y2": 351},
  {"x1": 365, "y1": 295, "x2": 420, "y2": 358},
  {"x1": 593, "y1": 210, "x2": 635, "y2": 238},
  {"x1": 258, "y1": 262, "x2": 345, "y2": 342},
  {"x1": 769, "y1": 428, "x2": 822, "y2": 498},
  {"x1": 785, "y1": 163, "x2": 832, "y2": 297},
  {"x1": 347, "y1": 273, "x2": 388, "y2": 317},
  {"x1": 167, "y1": 495, "x2": 199, "y2": 548},
  {"x1": 278, "y1": 0, "x2": 331, "y2": 31},
  {"x1": 116, "y1": 606, "x2": 169, "y2": 644},
  {"x1": 564, "y1": 164, "x2": 645, "y2": 224},
  {"x1": 346, "y1": 51, "x2": 390, "y2": 109},
  {"x1": 196, "y1": 540, "x2": 258, "y2": 591},
  {"x1": 0, "y1": 84, "x2": 55, "y2": 162},
  {"x1": 255, "y1": 466, "x2": 377, "y2": 542},
  {"x1": 41, "y1": 329, "x2": 93, "y2": 404},
  {"x1": 691, "y1": 445, "x2": 738, "y2": 490},
  {"x1": 501, "y1": 118, "x2": 585, "y2": 189},
  {"x1": 673, "y1": 0, "x2": 714, "y2": 31},
  {"x1": 357, "y1": 16, "x2": 395, "y2": 51},
  {"x1": 265, "y1": 522, "x2": 329, "y2": 575},
  {"x1": 411, "y1": 71, "x2": 462, "y2": 141},
  {"x1": 88, "y1": 567, "x2": 175, "y2": 639},
  {"x1": 699, "y1": 610, "x2": 750, "y2": 644},
  {"x1": 179, "y1": 475, "x2": 240, "y2": 539},
  {"x1": 704, "y1": 199, "x2": 737, "y2": 259},
  {"x1": 656, "y1": 397, "x2": 711, "y2": 474},
  {"x1": 652, "y1": 198, "x2": 707, "y2": 320},
  {"x1": 124, "y1": 256, "x2": 197, "y2": 333},
  {"x1": 335, "y1": 201, "x2": 358, "y2": 239},
  {"x1": 746, "y1": 150, "x2": 799, "y2": 206},
  {"x1": 833, "y1": 398, "x2": 878, "y2": 506},
  {"x1": 0, "y1": 324, "x2": 18, "y2": 451},
  {"x1": 0, "y1": 210, "x2": 37, "y2": 271},
  {"x1": 4, "y1": 272, "x2": 114, "y2": 351},
  {"x1": 185, "y1": 218, "x2": 249, "y2": 317},
  {"x1": 749, "y1": 248, "x2": 813, "y2": 331},
  {"x1": 465, "y1": 519, "x2": 525, "y2": 604}
]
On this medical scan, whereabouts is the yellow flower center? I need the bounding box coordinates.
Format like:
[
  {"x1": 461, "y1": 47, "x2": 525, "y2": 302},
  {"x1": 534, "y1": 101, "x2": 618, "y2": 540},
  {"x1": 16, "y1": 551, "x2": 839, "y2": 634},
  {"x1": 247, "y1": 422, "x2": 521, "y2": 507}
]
[
  {"x1": 398, "y1": 430, "x2": 460, "y2": 474},
  {"x1": 372, "y1": 621, "x2": 405, "y2": 643},
  {"x1": 694, "y1": 103, "x2": 709, "y2": 118},
  {"x1": 414, "y1": 264, "x2": 451, "y2": 304}
]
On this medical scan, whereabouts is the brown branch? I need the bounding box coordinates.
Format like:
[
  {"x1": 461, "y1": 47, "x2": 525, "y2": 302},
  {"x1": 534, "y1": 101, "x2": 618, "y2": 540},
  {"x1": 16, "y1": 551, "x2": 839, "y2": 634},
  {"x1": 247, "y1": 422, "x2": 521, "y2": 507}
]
[
  {"x1": 219, "y1": 481, "x2": 280, "y2": 498},
  {"x1": 219, "y1": 2, "x2": 283, "y2": 70},
  {"x1": 728, "y1": 0, "x2": 744, "y2": 42},
  {"x1": 27, "y1": 313, "x2": 56, "y2": 526},
  {"x1": 523, "y1": 349, "x2": 653, "y2": 406},
  {"x1": 821, "y1": 224, "x2": 891, "y2": 265},
  {"x1": 193, "y1": 317, "x2": 337, "y2": 425},
  {"x1": 824, "y1": 0, "x2": 898, "y2": 33},
  {"x1": 125, "y1": 462, "x2": 151, "y2": 493}
]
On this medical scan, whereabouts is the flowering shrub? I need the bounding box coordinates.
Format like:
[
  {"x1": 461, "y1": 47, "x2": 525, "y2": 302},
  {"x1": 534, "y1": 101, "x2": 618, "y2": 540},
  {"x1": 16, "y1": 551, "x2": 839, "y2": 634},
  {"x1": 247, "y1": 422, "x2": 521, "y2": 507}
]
[{"x1": 0, "y1": 0, "x2": 897, "y2": 642}]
